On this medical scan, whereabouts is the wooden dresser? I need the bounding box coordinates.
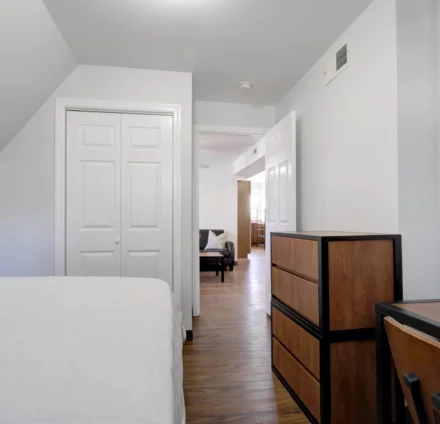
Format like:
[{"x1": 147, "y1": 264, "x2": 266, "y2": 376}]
[{"x1": 270, "y1": 231, "x2": 402, "y2": 424}]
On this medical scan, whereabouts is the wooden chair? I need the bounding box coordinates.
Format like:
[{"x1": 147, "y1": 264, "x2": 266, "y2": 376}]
[
  {"x1": 432, "y1": 393, "x2": 440, "y2": 424},
  {"x1": 385, "y1": 317, "x2": 440, "y2": 424}
]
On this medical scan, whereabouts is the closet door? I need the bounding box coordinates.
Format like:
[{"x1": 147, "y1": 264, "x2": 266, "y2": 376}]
[
  {"x1": 66, "y1": 111, "x2": 121, "y2": 276},
  {"x1": 121, "y1": 114, "x2": 173, "y2": 286}
]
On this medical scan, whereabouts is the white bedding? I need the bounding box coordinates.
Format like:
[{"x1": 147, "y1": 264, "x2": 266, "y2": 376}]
[{"x1": 0, "y1": 277, "x2": 186, "y2": 424}]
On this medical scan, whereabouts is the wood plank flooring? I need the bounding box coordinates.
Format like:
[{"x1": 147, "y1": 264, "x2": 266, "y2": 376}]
[{"x1": 183, "y1": 248, "x2": 310, "y2": 423}]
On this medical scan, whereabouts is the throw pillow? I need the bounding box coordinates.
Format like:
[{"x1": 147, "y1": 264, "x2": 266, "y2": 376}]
[{"x1": 205, "y1": 231, "x2": 227, "y2": 249}]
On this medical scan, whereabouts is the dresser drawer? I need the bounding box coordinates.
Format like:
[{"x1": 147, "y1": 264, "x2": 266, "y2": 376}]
[
  {"x1": 272, "y1": 236, "x2": 319, "y2": 281},
  {"x1": 272, "y1": 267, "x2": 319, "y2": 326},
  {"x1": 273, "y1": 338, "x2": 321, "y2": 423},
  {"x1": 272, "y1": 307, "x2": 320, "y2": 380}
]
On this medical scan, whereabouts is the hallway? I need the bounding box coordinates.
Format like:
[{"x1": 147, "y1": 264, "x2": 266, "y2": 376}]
[{"x1": 183, "y1": 249, "x2": 309, "y2": 423}]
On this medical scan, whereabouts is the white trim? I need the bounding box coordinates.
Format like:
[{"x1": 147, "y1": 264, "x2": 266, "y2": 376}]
[
  {"x1": 192, "y1": 128, "x2": 200, "y2": 316},
  {"x1": 55, "y1": 98, "x2": 182, "y2": 297},
  {"x1": 196, "y1": 125, "x2": 268, "y2": 137},
  {"x1": 192, "y1": 124, "x2": 269, "y2": 317}
]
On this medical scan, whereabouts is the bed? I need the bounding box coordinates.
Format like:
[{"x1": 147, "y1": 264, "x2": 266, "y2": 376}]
[{"x1": 0, "y1": 277, "x2": 186, "y2": 424}]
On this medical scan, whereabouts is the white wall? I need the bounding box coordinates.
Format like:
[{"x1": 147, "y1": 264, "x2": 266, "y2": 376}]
[
  {"x1": 0, "y1": 0, "x2": 77, "y2": 152},
  {"x1": 194, "y1": 101, "x2": 275, "y2": 128},
  {"x1": 199, "y1": 151, "x2": 238, "y2": 260},
  {"x1": 276, "y1": 0, "x2": 399, "y2": 234},
  {"x1": 233, "y1": 137, "x2": 266, "y2": 178},
  {"x1": 396, "y1": 0, "x2": 439, "y2": 299},
  {"x1": 0, "y1": 65, "x2": 193, "y2": 330},
  {"x1": 275, "y1": 0, "x2": 440, "y2": 300}
]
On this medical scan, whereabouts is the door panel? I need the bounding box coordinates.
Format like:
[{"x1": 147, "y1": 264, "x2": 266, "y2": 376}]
[
  {"x1": 265, "y1": 112, "x2": 297, "y2": 314},
  {"x1": 267, "y1": 167, "x2": 276, "y2": 224},
  {"x1": 128, "y1": 163, "x2": 160, "y2": 227},
  {"x1": 81, "y1": 161, "x2": 116, "y2": 228},
  {"x1": 80, "y1": 251, "x2": 118, "y2": 276},
  {"x1": 279, "y1": 161, "x2": 289, "y2": 224},
  {"x1": 121, "y1": 114, "x2": 173, "y2": 285},
  {"x1": 123, "y1": 250, "x2": 160, "y2": 278},
  {"x1": 66, "y1": 111, "x2": 121, "y2": 276}
]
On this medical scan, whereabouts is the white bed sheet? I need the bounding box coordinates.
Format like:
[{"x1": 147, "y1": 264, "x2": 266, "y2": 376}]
[{"x1": 0, "y1": 277, "x2": 186, "y2": 424}]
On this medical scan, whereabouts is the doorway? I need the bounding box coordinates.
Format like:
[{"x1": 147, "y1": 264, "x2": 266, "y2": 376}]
[
  {"x1": 237, "y1": 173, "x2": 266, "y2": 261},
  {"x1": 193, "y1": 124, "x2": 268, "y2": 316},
  {"x1": 249, "y1": 171, "x2": 266, "y2": 261}
]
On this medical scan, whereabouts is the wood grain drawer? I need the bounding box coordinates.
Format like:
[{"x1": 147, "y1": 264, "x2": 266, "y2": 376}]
[
  {"x1": 272, "y1": 236, "x2": 319, "y2": 281},
  {"x1": 272, "y1": 307, "x2": 320, "y2": 380},
  {"x1": 273, "y1": 338, "x2": 321, "y2": 423},
  {"x1": 272, "y1": 267, "x2": 319, "y2": 326}
]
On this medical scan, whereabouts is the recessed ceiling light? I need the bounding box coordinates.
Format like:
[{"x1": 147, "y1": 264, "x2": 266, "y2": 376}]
[{"x1": 239, "y1": 81, "x2": 253, "y2": 92}]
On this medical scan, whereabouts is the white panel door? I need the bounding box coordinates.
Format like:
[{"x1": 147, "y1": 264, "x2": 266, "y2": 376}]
[
  {"x1": 121, "y1": 114, "x2": 173, "y2": 285},
  {"x1": 265, "y1": 111, "x2": 297, "y2": 314},
  {"x1": 66, "y1": 111, "x2": 121, "y2": 276}
]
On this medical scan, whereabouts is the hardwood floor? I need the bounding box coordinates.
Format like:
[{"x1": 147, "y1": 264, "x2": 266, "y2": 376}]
[{"x1": 183, "y1": 248, "x2": 310, "y2": 423}]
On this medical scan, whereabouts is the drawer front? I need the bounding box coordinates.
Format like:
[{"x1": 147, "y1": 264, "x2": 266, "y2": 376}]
[
  {"x1": 328, "y1": 240, "x2": 394, "y2": 331},
  {"x1": 272, "y1": 307, "x2": 320, "y2": 380},
  {"x1": 271, "y1": 236, "x2": 319, "y2": 281},
  {"x1": 272, "y1": 267, "x2": 319, "y2": 326},
  {"x1": 273, "y1": 338, "x2": 321, "y2": 423}
]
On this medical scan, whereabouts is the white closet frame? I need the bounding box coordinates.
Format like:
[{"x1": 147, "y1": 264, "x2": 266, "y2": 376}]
[{"x1": 54, "y1": 98, "x2": 182, "y2": 297}]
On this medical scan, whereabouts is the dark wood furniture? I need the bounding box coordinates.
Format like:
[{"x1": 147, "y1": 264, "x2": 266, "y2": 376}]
[
  {"x1": 384, "y1": 315, "x2": 440, "y2": 424},
  {"x1": 200, "y1": 252, "x2": 225, "y2": 282},
  {"x1": 433, "y1": 393, "x2": 440, "y2": 424},
  {"x1": 376, "y1": 300, "x2": 440, "y2": 424},
  {"x1": 251, "y1": 222, "x2": 265, "y2": 247},
  {"x1": 271, "y1": 231, "x2": 402, "y2": 424}
]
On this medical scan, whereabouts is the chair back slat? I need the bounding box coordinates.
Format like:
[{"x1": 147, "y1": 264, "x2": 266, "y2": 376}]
[
  {"x1": 385, "y1": 317, "x2": 440, "y2": 424},
  {"x1": 432, "y1": 393, "x2": 440, "y2": 424}
]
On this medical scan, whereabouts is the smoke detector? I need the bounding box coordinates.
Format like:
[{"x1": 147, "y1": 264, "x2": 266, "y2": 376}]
[{"x1": 239, "y1": 81, "x2": 253, "y2": 91}]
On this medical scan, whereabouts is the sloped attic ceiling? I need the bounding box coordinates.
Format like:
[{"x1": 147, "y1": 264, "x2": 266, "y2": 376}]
[
  {"x1": 42, "y1": 0, "x2": 372, "y2": 105},
  {"x1": 0, "y1": 0, "x2": 77, "y2": 153}
]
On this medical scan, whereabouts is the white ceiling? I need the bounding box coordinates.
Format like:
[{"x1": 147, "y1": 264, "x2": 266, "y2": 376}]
[
  {"x1": 0, "y1": 0, "x2": 76, "y2": 152},
  {"x1": 42, "y1": 0, "x2": 373, "y2": 105}
]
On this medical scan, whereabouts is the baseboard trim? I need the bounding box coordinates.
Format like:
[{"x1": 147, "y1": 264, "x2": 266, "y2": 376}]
[{"x1": 186, "y1": 330, "x2": 193, "y2": 341}]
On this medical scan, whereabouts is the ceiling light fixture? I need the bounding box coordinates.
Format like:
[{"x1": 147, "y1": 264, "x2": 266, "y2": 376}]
[{"x1": 239, "y1": 81, "x2": 253, "y2": 92}]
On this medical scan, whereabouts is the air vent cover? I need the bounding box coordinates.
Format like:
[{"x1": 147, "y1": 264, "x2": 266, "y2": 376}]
[
  {"x1": 336, "y1": 44, "x2": 348, "y2": 71},
  {"x1": 325, "y1": 43, "x2": 350, "y2": 85}
]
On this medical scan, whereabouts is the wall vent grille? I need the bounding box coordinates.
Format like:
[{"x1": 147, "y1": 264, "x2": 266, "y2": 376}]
[{"x1": 336, "y1": 44, "x2": 348, "y2": 71}]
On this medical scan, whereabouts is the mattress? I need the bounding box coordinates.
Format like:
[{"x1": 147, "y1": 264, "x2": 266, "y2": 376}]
[{"x1": 0, "y1": 277, "x2": 186, "y2": 424}]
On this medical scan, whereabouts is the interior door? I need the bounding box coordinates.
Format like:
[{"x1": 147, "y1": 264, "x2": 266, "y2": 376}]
[
  {"x1": 265, "y1": 111, "x2": 297, "y2": 314},
  {"x1": 237, "y1": 180, "x2": 251, "y2": 258},
  {"x1": 121, "y1": 114, "x2": 173, "y2": 285},
  {"x1": 66, "y1": 111, "x2": 121, "y2": 276},
  {"x1": 66, "y1": 111, "x2": 174, "y2": 286}
]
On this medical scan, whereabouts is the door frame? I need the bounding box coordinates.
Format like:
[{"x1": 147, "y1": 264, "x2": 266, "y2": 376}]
[
  {"x1": 54, "y1": 98, "x2": 182, "y2": 294},
  {"x1": 193, "y1": 124, "x2": 268, "y2": 316}
]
